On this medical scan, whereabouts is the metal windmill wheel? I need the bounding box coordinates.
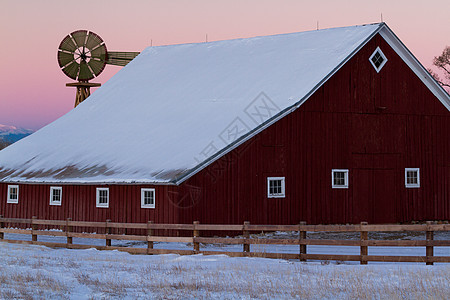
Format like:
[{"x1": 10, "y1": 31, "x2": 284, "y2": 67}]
[
  {"x1": 57, "y1": 30, "x2": 140, "y2": 107},
  {"x1": 58, "y1": 30, "x2": 108, "y2": 81}
]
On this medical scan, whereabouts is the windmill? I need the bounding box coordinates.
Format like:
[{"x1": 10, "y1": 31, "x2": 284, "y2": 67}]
[{"x1": 57, "y1": 30, "x2": 140, "y2": 107}]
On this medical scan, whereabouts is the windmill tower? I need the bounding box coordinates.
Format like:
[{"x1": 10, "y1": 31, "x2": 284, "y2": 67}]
[{"x1": 57, "y1": 30, "x2": 140, "y2": 107}]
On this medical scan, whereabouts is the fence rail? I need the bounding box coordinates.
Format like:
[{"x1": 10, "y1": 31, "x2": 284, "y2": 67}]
[{"x1": 0, "y1": 216, "x2": 448, "y2": 265}]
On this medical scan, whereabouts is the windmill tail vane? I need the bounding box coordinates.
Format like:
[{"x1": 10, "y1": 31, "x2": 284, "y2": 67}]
[{"x1": 107, "y1": 51, "x2": 140, "y2": 66}]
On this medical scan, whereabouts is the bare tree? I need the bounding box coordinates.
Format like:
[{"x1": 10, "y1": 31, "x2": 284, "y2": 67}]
[{"x1": 428, "y1": 46, "x2": 450, "y2": 92}]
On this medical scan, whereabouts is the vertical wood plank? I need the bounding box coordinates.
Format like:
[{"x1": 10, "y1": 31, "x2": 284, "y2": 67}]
[
  {"x1": 66, "y1": 218, "x2": 73, "y2": 245},
  {"x1": 360, "y1": 221, "x2": 368, "y2": 265},
  {"x1": 193, "y1": 221, "x2": 200, "y2": 252},
  {"x1": 106, "y1": 219, "x2": 111, "y2": 247},
  {"x1": 426, "y1": 221, "x2": 434, "y2": 265},
  {"x1": 31, "y1": 216, "x2": 37, "y2": 242},
  {"x1": 0, "y1": 215, "x2": 3, "y2": 240},
  {"x1": 243, "y1": 221, "x2": 250, "y2": 253},
  {"x1": 147, "y1": 220, "x2": 153, "y2": 255},
  {"x1": 299, "y1": 221, "x2": 307, "y2": 261}
]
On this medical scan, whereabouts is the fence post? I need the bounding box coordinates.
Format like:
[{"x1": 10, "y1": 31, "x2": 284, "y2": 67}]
[
  {"x1": 147, "y1": 221, "x2": 153, "y2": 255},
  {"x1": 299, "y1": 221, "x2": 307, "y2": 262},
  {"x1": 193, "y1": 221, "x2": 200, "y2": 252},
  {"x1": 66, "y1": 218, "x2": 73, "y2": 245},
  {"x1": 426, "y1": 221, "x2": 434, "y2": 265},
  {"x1": 360, "y1": 222, "x2": 368, "y2": 265},
  {"x1": 31, "y1": 216, "x2": 38, "y2": 242},
  {"x1": 0, "y1": 215, "x2": 3, "y2": 240},
  {"x1": 106, "y1": 219, "x2": 111, "y2": 247},
  {"x1": 243, "y1": 221, "x2": 250, "y2": 253}
]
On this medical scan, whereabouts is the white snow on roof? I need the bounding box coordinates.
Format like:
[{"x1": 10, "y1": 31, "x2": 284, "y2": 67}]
[{"x1": 0, "y1": 23, "x2": 382, "y2": 183}]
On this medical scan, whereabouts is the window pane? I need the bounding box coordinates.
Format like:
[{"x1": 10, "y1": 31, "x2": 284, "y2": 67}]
[
  {"x1": 99, "y1": 190, "x2": 108, "y2": 203},
  {"x1": 53, "y1": 189, "x2": 61, "y2": 202},
  {"x1": 275, "y1": 180, "x2": 281, "y2": 194},
  {"x1": 334, "y1": 172, "x2": 343, "y2": 185},
  {"x1": 144, "y1": 191, "x2": 154, "y2": 205},
  {"x1": 407, "y1": 171, "x2": 418, "y2": 184},
  {"x1": 332, "y1": 170, "x2": 348, "y2": 188},
  {"x1": 371, "y1": 52, "x2": 384, "y2": 68},
  {"x1": 269, "y1": 179, "x2": 283, "y2": 196},
  {"x1": 10, "y1": 187, "x2": 17, "y2": 199}
]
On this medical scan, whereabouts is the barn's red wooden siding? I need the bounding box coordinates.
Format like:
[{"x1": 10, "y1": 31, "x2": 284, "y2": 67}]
[
  {"x1": 177, "y1": 33, "x2": 450, "y2": 225},
  {"x1": 0, "y1": 33, "x2": 448, "y2": 225},
  {"x1": 0, "y1": 184, "x2": 180, "y2": 225}
]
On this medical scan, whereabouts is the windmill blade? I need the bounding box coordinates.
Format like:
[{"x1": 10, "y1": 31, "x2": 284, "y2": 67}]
[
  {"x1": 106, "y1": 51, "x2": 140, "y2": 66},
  {"x1": 62, "y1": 61, "x2": 80, "y2": 80},
  {"x1": 90, "y1": 45, "x2": 108, "y2": 61},
  {"x1": 71, "y1": 30, "x2": 88, "y2": 48},
  {"x1": 86, "y1": 31, "x2": 105, "y2": 50},
  {"x1": 78, "y1": 61, "x2": 95, "y2": 81},
  {"x1": 58, "y1": 35, "x2": 78, "y2": 52},
  {"x1": 88, "y1": 59, "x2": 107, "y2": 75},
  {"x1": 58, "y1": 51, "x2": 75, "y2": 67}
]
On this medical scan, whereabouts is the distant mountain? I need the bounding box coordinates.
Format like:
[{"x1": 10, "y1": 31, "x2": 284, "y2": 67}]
[{"x1": 0, "y1": 124, "x2": 34, "y2": 143}]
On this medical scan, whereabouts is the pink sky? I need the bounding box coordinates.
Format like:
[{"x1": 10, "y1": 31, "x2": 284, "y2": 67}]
[{"x1": 0, "y1": 0, "x2": 449, "y2": 130}]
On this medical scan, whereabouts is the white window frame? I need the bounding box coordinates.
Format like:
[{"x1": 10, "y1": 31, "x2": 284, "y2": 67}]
[
  {"x1": 96, "y1": 188, "x2": 109, "y2": 208},
  {"x1": 369, "y1": 47, "x2": 388, "y2": 73},
  {"x1": 267, "y1": 177, "x2": 285, "y2": 198},
  {"x1": 7, "y1": 185, "x2": 19, "y2": 204},
  {"x1": 332, "y1": 169, "x2": 349, "y2": 189},
  {"x1": 141, "y1": 188, "x2": 156, "y2": 208},
  {"x1": 49, "y1": 186, "x2": 62, "y2": 206},
  {"x1": 405, "y1": 168, "x2": 420, "y2": 188}
]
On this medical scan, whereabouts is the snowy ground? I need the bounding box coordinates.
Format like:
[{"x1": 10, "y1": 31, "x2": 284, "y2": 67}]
[{"x1": 0, "y1": 232, "x2": 449, "y2": 299}]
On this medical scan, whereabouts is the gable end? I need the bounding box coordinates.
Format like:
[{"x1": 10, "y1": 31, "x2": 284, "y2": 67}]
[{"x1": 379, "y1": 26, "x2": 450, "y2": 111}]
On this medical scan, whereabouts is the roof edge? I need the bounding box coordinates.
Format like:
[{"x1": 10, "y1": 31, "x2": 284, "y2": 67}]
[
  {"x1": 0, "y1": 180, "x2": 176, "y2": 186},
  {"x1": 173, "y1": 23, "x2": 385, "y2": 185},
  {"x1": 379, "y1": 25, "x2": 450, "y2": 111}
]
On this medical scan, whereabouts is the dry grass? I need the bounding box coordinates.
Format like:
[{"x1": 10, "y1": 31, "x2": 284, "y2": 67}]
[
  {"x1": 0, "y1": 242, "x2": 449, "y2": 299},
  {"x1": 2, "y1": 262, "x2": 449, "y2": 299},
  {"x1": 0, "y1": 272, "x2": 70, "y2": 299}
]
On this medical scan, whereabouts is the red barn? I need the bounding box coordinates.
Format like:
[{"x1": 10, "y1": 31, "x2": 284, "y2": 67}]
[{"x1": 0, "y1": 23, "x2": 449, "y2": 225}]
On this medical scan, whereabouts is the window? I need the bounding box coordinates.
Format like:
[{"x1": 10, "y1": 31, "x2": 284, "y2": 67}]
[
  {"x1": 141, "y1": 188, "x2": 155, "y2": 208},
  {"x1": 332, "y1": 169, "x2": 349, "y2": 188},
  {"x1": 96, "y1": 188, "x2": 109, "y2": 208},
  {"x1": 7, "y1": 185, "x2": 19, "y2": 204},
  {"x1": 49, "y1": 187, "x2": 62, "y2": 206},
  {"x1": 267, "y1": 177, "x2": 285, "y2": 198},
  {"x1": 405, "y1": 168, "x2": 420, "y2": 188},
  {"x1": 369, "y1": 47, "x2": 387, "y2": 73}
]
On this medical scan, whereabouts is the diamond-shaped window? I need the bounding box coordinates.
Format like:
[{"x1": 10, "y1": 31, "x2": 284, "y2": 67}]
[{"x1": 369, "y1": 47, "x2": 387, "y2": 73}]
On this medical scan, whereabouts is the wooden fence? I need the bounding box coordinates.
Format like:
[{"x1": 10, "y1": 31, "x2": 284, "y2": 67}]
[{"x1": 0, "y1": 216, "x2": 449, "y2": 265}]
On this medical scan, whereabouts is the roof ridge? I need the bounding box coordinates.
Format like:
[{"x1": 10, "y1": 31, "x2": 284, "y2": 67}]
[{"x1": 146, "y1": 23, "x2": 384, "y2": 49}]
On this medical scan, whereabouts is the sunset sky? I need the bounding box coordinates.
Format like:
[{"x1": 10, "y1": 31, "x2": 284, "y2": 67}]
[{"x1": 0, "y1": 0, "x2": 449, "y2": 130}]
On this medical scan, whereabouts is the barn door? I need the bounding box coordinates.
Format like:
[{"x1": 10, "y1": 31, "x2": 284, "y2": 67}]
[
  {"x1": 352, "y1": 154, "x2": 399, "y2": 224},
  {"x1": 372, "y1": 169, "x2": 397, "y2": 223}
]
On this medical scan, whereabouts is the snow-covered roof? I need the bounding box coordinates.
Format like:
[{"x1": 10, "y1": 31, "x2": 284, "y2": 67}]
[{"x1": 0, "y1": 23, "x2": 447, "y2": 184}]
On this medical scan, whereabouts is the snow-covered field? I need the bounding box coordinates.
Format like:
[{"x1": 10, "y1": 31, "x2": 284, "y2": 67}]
[{"x1": 0, "y1": 232, "x2": 449, "y2": 299}]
